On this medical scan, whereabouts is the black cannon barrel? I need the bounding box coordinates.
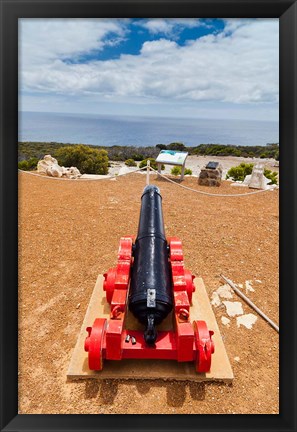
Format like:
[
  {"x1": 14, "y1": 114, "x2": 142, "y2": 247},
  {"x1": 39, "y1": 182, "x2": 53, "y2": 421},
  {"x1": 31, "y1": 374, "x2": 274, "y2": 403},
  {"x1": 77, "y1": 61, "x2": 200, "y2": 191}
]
[{"x1": 129, "y1": 185, "x2": 173, "y2": 345}]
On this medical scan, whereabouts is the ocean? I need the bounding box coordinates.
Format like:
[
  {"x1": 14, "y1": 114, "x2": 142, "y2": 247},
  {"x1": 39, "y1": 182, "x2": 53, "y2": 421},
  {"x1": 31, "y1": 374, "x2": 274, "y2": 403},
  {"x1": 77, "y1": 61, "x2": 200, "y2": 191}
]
[{"x1": 19, "y1": 111, "x2": 279, "y2": 147}]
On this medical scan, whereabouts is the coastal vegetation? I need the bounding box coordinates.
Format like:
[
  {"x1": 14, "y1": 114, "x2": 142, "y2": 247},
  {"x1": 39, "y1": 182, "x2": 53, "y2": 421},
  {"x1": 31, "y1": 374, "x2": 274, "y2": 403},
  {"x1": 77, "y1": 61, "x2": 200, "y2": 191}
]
[
  {"x1": 226, "y1": 162, "x2": 278, "y2": 184},
  {"x1": 124, "y1": 159, "x2": 137, "y2": 167},
  {"x1": 139, "y1": 158, "x2": 165, "y2": 171},
  {"x1": 171, "y1": 166, "x2": 193, "y2": 176},
  {"x1": 18, "y1": 157, "x2": 39, "y2": 171},
  {"x1": 55, "y1": 145, "x2": 109, "y2": 175},
  {"x1": 18, "y1": 141, "x2": 279, "y2": 170},
  {"x1": 18, "y1": 142, "x2": 279, "y2": 176}
]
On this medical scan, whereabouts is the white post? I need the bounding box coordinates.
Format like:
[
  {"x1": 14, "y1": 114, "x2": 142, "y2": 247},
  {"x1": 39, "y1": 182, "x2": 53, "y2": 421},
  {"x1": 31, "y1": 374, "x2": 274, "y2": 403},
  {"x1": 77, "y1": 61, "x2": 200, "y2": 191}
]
[{"x1": 146, "y1": 159, "x2": 150, "y2": 185}]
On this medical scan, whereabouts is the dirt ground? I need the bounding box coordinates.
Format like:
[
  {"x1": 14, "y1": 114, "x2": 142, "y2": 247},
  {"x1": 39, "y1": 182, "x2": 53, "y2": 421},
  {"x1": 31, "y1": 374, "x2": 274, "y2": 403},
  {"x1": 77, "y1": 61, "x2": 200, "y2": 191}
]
[{"x1": 18, "y1": 168, "x2": 279, "y2": 414}]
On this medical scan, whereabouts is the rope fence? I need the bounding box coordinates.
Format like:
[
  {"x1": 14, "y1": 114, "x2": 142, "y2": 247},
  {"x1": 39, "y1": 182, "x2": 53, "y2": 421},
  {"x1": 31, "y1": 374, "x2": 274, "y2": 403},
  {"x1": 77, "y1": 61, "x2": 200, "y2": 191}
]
[
  {"x1": 18, "y1": 166, "x2": 148, "y2": 181},
  {"x1": 148, "y1": 166, "x2": 276, "y2": 198},
  {"x1": 19, "y1": 162, "x2": 277, "y2": 198}
]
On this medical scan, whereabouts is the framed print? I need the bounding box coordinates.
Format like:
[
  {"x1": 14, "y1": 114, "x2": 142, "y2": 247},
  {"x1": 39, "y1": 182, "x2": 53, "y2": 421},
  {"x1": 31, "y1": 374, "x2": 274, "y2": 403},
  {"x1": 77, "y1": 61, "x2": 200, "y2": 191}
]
[{"x1": 1, "y1": 0, "x2": 296, "y2": 431}]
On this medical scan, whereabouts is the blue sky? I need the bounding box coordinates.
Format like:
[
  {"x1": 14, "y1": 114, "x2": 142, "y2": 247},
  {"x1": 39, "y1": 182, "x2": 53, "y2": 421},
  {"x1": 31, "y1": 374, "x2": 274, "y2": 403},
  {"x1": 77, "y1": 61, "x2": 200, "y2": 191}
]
[{"x1": 19, "y1": 18, "x2": 279, "y2": 121}]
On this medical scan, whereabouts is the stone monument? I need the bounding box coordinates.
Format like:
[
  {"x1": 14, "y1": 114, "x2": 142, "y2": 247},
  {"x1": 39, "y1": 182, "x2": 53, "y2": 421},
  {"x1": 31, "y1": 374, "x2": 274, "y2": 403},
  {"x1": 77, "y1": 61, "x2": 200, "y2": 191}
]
[
  {"x1": 198, "y1": 161, "x2": 222, "y2": 187},
  {"x1": 248, "y1": 164, "x2": 268, "y2": 189}
]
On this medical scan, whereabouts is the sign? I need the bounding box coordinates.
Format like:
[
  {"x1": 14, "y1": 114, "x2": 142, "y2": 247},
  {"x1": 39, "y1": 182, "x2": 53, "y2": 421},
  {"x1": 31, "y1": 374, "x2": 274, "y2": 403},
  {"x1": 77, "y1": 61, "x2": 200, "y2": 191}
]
[{"x1": 156, "y1": 150, "x2": 188, "y2": 166}]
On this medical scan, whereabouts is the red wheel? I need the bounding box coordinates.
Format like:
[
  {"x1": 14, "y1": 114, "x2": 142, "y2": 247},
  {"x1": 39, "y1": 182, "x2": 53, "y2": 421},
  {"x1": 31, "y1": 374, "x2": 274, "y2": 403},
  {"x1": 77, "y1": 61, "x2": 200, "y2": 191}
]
[
  {"x1": 194, "y1": 320, "x2": 214, "y2": 373},
  {"x1": 184, "y1": 270, "x2": 195, "y2": 304},
  {"x1": 103, "y1": 268, "x2": 117, "y2": 303},
  {"x1": 84, "y1": 318, "x2": 107, "y2": 370}
]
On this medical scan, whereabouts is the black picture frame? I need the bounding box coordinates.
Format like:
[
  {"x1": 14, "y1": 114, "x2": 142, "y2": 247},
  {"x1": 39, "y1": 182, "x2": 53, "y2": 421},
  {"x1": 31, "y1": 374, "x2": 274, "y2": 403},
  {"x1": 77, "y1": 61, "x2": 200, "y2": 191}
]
[{"x1": 1, "y1": 1, "x2": 296, "y2": 431}]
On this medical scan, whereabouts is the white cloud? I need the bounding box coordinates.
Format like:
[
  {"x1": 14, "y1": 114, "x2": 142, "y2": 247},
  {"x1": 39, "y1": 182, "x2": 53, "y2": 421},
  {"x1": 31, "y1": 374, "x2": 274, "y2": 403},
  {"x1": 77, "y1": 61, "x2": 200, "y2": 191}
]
[
  {"x1": 19, "y1": 18, "x2": 127, "y2": 67},
  {"x1": 19, "y1": 19, "x2": 279, "y2": 119},
  {"x1": 135, "y1": 18, "x2": 204, "y2": 36}
]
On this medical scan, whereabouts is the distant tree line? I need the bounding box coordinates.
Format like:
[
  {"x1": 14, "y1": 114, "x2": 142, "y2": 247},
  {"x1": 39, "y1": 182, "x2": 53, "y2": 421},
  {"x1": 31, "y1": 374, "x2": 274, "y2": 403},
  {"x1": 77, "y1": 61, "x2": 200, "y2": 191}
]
[
  {"x1": 189, "y1": 143, "x2": 279, "y2": 160},
  {"x1": 18, "y1": 141, "x2": 279, "y2": 168}
]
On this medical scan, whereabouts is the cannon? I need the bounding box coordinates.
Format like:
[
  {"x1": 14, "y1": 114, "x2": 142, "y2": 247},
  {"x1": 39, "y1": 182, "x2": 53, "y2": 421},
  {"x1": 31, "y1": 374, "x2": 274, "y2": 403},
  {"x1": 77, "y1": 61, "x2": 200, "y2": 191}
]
[{"x1": 85, "y1": 185, "x2": 214, "y2": 372}]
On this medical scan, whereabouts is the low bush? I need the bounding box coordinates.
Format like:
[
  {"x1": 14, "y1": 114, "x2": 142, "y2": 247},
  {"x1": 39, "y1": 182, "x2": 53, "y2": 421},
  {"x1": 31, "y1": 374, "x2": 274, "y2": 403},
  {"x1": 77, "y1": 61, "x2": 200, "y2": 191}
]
[
  {"x1": 264, "y1": 168, "x2": 278, "y2": 185},
  {"x1": 226, "y1": 163, "x2": 278, "y2": 185},
  {"x1": 18, "y1": 157, "x2": 38, "y2": 171},
  {"x1": 56, "y1": 144, "x2": 109, "y2": 175},
  {"x1": 226, "y1": 163, "x2": 254, "y2": 182},
  {"x1": 139, "y1": 158, "x2": 164, "y2": 170},
  {"x1": 124, "y1": 159, "x2": 137, "y2": 167},
  {"x1": 171, "y1": 166, "x2": 192, "y2": 176}
]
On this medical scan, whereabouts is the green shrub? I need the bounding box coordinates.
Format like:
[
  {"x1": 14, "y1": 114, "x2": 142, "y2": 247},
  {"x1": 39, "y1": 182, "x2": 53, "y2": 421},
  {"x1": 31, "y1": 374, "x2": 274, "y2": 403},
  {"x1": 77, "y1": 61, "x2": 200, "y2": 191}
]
[
  {"x1": 18, "y1": 160, "x2": 29, "y2": 170},
  {"x1": 139, "y1": 158, "x2": 164, "y2": 170},
  {"x1": 227, "y1": 163, "x2": 278, "y2": 185},
  {"x1": 264, "y1": 168, "x2": 278, "y2": 185},
  {"x1": 125, "y1": 159, "x2": 137, "y2": 167},
  {"x1": 171, "y1": 166, "x2": 192, "y2": 176},
  {"x1": 56, "y1": 144, "x2": 109, "y2": 175},
  {"x1": 18, "y1": 157, "x2": 38, "y2": 171},
  {"x1": 226, "y1": 163, "x2": 254, "y2": 182}
]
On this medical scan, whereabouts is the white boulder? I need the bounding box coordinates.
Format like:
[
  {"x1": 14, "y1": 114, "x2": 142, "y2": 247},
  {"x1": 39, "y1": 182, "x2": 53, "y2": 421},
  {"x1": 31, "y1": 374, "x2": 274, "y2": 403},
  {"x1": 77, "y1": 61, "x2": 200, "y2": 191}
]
[{"x1": 37, "y1": 155, "x2": 81, "y2": 179}]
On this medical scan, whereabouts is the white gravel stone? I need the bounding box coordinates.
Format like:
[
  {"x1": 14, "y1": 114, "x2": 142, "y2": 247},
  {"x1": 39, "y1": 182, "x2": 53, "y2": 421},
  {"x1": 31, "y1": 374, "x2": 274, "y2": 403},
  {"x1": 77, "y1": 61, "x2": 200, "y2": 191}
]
[
  {"x1": 221, "y1": 316, "x2": 231, "y2": 327},
  {"x1": 245, "y1": 280, "x2": 255, "y2": 293},
  {"x1": 216, "y1": 284, "x2": 233, "y2": 299},
  {"x1": 223, "y1": 301, "x2": 244, "y2": 317},
  {"x1": 211, "y1": 292, "x2": 221, "y2": 307},
  {"x1": 236, "y1": 314, "x2": 258, "y2": 329}
]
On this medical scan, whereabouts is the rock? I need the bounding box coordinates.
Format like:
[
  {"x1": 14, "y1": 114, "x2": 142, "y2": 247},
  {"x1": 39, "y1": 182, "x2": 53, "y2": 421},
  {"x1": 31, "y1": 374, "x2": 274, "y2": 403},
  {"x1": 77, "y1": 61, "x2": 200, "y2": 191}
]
[
  {"x1": 222, "y1": 301, "x2": 244, "y2": 317},
  {"x1": 221, "y1": 316, "x2": 231, "y2": 327},
  {"x1": 245, "y1": 280, "x2": 255, "y2": 293},
  {"x1": 38, "y1": 155, "x2": 61, "y2": 175},
  {"x1": 63, "y1": 167, "x2": 81, "y2": 179},
  {"x1": 236, "y1": 313, "x2": 257, "y2": 329},
  {"x1": 211, "y1": 292, "x2": 221, "y2": 307},
  {"x1": 234, "y1": 356, "x2": 240, "y2": 362},
  {"x1": 37, "y1": 155, "x2": 81, "y2": 179},
  {"x1": 216, "y1": 284, "x2": 233, "y2": 299},
  {"x1": 46, "y1": 165, "x2": 63, "y2": 178}
]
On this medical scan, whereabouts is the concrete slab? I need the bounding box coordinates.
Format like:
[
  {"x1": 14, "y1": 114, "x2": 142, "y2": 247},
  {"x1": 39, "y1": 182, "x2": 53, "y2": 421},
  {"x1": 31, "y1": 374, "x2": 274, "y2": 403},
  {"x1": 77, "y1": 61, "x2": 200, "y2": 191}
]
[{"x1": 67, "y1": 275, "x2": 233, "y2": 382}]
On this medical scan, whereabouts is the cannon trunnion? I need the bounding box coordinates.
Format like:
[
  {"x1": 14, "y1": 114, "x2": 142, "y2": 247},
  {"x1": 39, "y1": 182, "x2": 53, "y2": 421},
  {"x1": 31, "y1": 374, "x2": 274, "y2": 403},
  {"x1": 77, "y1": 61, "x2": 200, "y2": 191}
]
[{"x1": 85, "y1": 185, "x2": 214, "y2": 373}]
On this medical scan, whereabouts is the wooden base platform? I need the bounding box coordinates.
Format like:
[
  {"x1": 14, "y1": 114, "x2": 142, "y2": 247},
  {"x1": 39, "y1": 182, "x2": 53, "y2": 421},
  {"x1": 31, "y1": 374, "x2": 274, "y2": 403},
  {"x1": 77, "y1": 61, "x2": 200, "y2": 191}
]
[{"x1": 67, "y1": 275, "x2": 233, "y2": 382}]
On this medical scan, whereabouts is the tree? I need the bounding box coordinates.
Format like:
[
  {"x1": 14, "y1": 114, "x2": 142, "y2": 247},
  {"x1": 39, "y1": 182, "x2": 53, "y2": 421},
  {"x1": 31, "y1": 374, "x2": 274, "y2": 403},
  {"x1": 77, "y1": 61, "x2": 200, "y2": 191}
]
[
  {"x1": 156, "y1": 144, "x2": 167, "y2": 150},
  {"x1": 56, "y1": 145, "x2": 109, "y2": 175},
  {"x1": 167, "y1": 142, "x2": 186, "y2": 151}
]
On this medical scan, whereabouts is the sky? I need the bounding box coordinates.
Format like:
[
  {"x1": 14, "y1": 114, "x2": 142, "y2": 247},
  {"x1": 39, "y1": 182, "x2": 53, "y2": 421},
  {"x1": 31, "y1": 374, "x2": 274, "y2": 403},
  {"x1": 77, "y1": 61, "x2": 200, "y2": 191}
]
[{"x1": 19, "y1": 18, "x2": 279, "y2": 121}]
